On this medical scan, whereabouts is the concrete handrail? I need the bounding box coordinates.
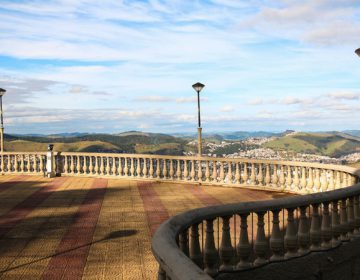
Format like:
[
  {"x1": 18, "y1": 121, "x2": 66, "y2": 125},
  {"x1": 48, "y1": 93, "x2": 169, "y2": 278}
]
[{"x1": 151, "y1": 164, "x2": 360, "y2": 280}]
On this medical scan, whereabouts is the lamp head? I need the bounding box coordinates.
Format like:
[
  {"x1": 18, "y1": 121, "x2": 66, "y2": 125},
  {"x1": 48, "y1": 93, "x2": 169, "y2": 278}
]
[
  {"x1": 192, "y1": 82, "x2": 205, "y2": 93},
  {"x1": 0, "y1": 88, "x2": 6, "y2": 97},
  {"x1": 355, "y1": 48, "x2": 360, "y2": 57}
]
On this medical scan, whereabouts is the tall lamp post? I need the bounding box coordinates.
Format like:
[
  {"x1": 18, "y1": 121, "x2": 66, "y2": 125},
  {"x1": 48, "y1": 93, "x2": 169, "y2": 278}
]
[
  {"x1": 0, "y1": 88, "x2": 5, "y2": 154},
  {"x1": 192, "y1": 82, "x2": 205, "y2": 157}
]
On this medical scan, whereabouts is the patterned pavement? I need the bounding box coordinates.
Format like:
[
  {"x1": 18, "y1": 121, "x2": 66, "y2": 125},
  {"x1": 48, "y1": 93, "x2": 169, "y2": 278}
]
[{"x1": 0, "y1": 175, "x2": 289, "y2": 280}]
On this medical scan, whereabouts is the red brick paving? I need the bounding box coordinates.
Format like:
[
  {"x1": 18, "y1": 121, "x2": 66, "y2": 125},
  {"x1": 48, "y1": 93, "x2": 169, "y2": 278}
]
[
  {"x1": 41, "y1": 178, "x2": 108, "y2": 280},
  {"x1": 0, "y1": 177, "x2": 68, "y2": 238},
  {"x1": 0, "y1": 175, "x2": 28, "y2": 193},
  {"x1": 137, "y1": 182, "x2": 170, "y2": 235},
  {"x1": 184, "y1": 184, "x2": 222, "y2": 206}
]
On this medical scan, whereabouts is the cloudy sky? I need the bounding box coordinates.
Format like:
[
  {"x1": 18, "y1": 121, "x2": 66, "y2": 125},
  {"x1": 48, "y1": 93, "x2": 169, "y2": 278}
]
[{"x1": 0, "y1": 0, "x2": 360, "y2": 134}]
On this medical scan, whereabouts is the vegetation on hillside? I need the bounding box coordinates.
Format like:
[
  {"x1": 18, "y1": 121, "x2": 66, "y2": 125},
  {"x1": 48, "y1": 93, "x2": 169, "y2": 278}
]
[{"x1": 263, "y1": 132, "x2": 360, "y2": 157}]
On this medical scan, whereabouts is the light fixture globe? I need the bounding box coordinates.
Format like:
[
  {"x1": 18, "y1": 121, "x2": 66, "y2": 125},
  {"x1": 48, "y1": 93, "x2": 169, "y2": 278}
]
[
  {"x1": 192, "y1": 82, "x2": 205, "y2": 93},
  {"x1": 355, "y1": 48, "x2": 360, "y2": 57},
  {"x1": 0, "y1": 88, "x2": 6, "y2": 97}
]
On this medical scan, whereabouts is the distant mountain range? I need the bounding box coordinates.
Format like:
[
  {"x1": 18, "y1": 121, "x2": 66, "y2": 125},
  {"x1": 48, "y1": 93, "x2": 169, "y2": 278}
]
[{"x1": 3, "y1": 130, "x2": 360, "y2": 158}]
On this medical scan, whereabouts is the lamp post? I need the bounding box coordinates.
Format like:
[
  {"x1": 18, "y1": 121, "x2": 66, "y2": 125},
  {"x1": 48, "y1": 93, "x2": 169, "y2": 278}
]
[
  {"x1": 355, "y1": 48, "x2": 360, "y2": 57},
  {"x1": 0, "y1": 88, "x2": 6, "y2": 154},
  {"x1": 192, "y1": 82, "x2": 205, "y2": 157}
]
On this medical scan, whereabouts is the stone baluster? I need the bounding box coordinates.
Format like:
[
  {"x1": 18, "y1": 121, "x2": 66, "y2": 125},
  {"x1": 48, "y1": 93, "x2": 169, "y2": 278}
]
[
  {"x1": 190, "y1": 160, "x2": 195, "y2": 181},
  {"x1": 227, "y1": 162, "x2": 232, "y2": 184},
  {"x1": 190, "y1": 223, "x2": 203, "y2": 268},
  {"x1": 258, "y1": 163, "x2": 264, "y2": 186},
  {"x1": 335, "y1": 171, "x2": 341, "y2": 189},
  {"x1": 212, "y1": 160, "x2": 217, "y2": 182},
  {"x1": 220, "y1": 216, "x2": 234, "y2": 271},
  {"x1": 342, "y1": 173, "x2": 348, "y2": 188},
  {"x1": 272, "y1": 165, "x2": 279, "y2": 187},
  {"x1": 124, "y1": 158, "x2": 129, "y2": 177},
  {"x1": 14, "y1": 155, "x2": 19, "y2": 172},
  {"x1": 254, "y1": 212, "x2": 268, "y2": 266},
  {"x1": 87, "y1": 156, "x2": 92, "y2": 174},
  {"x1": 142, "y1": 158, "x2": 148, "y2": 178},
  {"x1": 236, "y1": 213, "x2": 251, "y2": 269},
  {"x1": 205, "y1": 160, "x2": 210, "y2": 182},
  {"x1": 279, "y1": 165, "x2": 285, "y2": 190},
  {"x1": 183, "y1": 160, "x2": 188, "y2": 180},
  {"x1": 136, "y1": 158, "x2": 141, "y2": 177},
  {"x1": 179, "y1": 229, "x2": 189, "y2": 257},
  {"x1": 176, "y1": 160, "x2": 181, "y2": 180},
  {"x1": 9, "y1": 155, "x2": 14, "y2": 172},
  {"x1": 340, "y1": 198, "x2": 349, "y2": 241},
  {"x1": 310, "y1": 204, "x2": 321, "y2": 250},
  {"x1": 270, "y1": 209, "x2": 283, "y2": 261},
  {"x1": 284, "y1": 208, "x2": 298, "y2": 259},
  {"x1": 300, "y1": 167, "x2": 307, "y2": 193},
  {"x1": 76, "y1": 156, "x2": 81, "y2": 174},
  {"x1": 286, "y1": 165, "x2": 292, "y2": 190},
  {"x1": 265, "y1": 164, "x2": 271, "y2": 186},
  {"x1": 0, "y1": 155, "x2": 4, "y2": 172},
  {"x1": 112, "y1": 157, "x2": 117, "y2": 176},
  {"x1": 148, "y1": 158, "x2": 154, "y2": 178},
  {"x1": 63, "y1": 156, "x2": 68, "y2": 174},
  {"x1": 307, "y1": 168, "x2": 315, "y2": 192},
  {"x1": 100, "y1": 157, "x2": 105, "y2": 175},
  {"x1": 347, "y1": 197, "x2": 355, "y2": 239},
  {"x1": 19, "y1": 155, "x2": 24, "y2": 172},
  {"x1": 298, "y1": 206, "x2": 309, "y2": 255},
  {"x1": 7, "y1": 155, "x2": 11, "y2": 172},
  {"x1": 156, "y1": 159, "x2": 161, "y2": 178},
  {"x1": 34, "y1": 155, "x2": 39, "y2": 172},
  {"x1": 106, "y1": 157, "x2": 110, "y2": 175},
  {"x1": 347, "y1": 174, "x2": 353, "y2": 186},
  {"x1": 219, "y1": 161, "x2": 225, "y2": 183},
  {"x1": 26, "y1": 155, "x2": 30, "y2": 172},
  {"x1": 328, "y1": 170, "x2": 335, "y2": 191},
  {"x1": 354, "y1": 196, "x2": 360, "y2": 237},
  {"x1": 293, "y1": 167, "x2": 300, "y2": 191},
  {"x1": 331, "y1": 201, "x2": 341, "y2": 247},
  {"x1": 162, "y1": 159, "x2": 167, "y2": 178},
  {"x1": 321, "y1": 170, "x2": 328, "y2": 192},
  {"x1": 130, "y1": 158, "x2": 135, "y2": 177},
  {"x1": 70, "y1": 156, "x2": 74, "y2": 174},
  {"x1": 94, "y1": 156, "x2": 99, "y2": 175},
  {"x1": 204, "y1": 219, "x2": 219, "y2": 276},
  {"x1": 321, "y1": 202, "x2": 332, "y2": 249},
  {"x1": 242, "y1": 163, "x2": 248, "y2": 184},
  {"x1": 198, "y1": 160, "x2": 203, "y2": 182},
  {"x1": 169, "y1": 160, "x2": 174, "y2": 179},
  {"x1": 250, "y1": 163, "x2": 256, "y2": 185},
  {"x1": 235, "y1": 162, "x2": 240, "y2": 184}
]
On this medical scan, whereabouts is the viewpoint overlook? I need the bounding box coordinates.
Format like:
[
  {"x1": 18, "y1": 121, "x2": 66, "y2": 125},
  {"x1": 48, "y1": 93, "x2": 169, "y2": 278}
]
[{"x1": 1, "y1": 1, "x2": 360, "y2": 279}]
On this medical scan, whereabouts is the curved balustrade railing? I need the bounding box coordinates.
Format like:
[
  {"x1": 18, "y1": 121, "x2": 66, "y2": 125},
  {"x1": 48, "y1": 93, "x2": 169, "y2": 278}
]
[
  {"x1": 0, "y1": 152, "x2": 47, "y2": 174},
  {"x1": 0, "y1": 151, "x2": 359, "y2": 278},
  {"x1": 53, "y1": 152, "x2": 356, "y2": 195},
  {"x1": 152, "y1": 165, "x2": 360, "y2": 280}
]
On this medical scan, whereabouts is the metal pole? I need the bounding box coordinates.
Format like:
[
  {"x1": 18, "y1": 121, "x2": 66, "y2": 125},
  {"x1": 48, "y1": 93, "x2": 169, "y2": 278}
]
[
  {"x1": 0, "y1": 95, "x2": 4, "y2": 153},
  {"x1": 197, "y1": 91, "x2": 202, "y2": 156}
]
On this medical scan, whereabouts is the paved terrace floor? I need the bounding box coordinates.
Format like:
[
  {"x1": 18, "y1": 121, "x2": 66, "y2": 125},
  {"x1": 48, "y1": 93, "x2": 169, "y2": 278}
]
[{"x1": 0, "y1": 175, "x2": 290, "y2": 280}]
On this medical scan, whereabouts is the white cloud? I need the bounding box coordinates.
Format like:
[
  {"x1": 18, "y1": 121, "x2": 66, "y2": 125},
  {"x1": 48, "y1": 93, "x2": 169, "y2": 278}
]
[{"x1": 220, "y1": 105, "x2": 234, "y2": 112}]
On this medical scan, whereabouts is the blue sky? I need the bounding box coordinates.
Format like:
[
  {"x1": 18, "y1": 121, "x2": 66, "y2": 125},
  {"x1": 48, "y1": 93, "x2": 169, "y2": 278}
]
[{"x1": 0, "y1": 0, "x2": 360, "y2": 134}]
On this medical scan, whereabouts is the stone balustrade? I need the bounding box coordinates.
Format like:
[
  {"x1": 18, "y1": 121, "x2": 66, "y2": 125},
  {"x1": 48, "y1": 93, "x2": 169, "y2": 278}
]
[
  {"x1": 52, "y1": 152, "x2": 357, "y2": 195},
  {"x1": 0, "y1": 152, "x2": 47, "y2": 174},
  {"x1": 0, "y1": 150, "x2": 359, "y2": 278},
  {"x1": 152, "y1": 164, "x2": 360, "y2": 280}
]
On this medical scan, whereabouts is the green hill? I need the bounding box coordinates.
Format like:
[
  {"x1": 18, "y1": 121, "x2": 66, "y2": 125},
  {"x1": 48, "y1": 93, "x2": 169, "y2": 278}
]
[
  {"x1": 263, "y1": 132, "x2": 360, "y2": 157},
  {"x1": 3, "y1": 132, "x2": 189, "y2": 155}
]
